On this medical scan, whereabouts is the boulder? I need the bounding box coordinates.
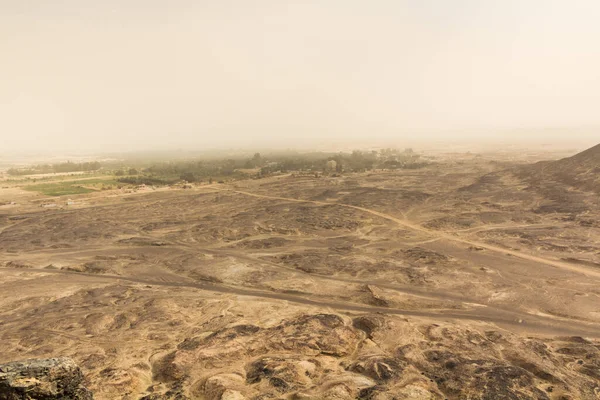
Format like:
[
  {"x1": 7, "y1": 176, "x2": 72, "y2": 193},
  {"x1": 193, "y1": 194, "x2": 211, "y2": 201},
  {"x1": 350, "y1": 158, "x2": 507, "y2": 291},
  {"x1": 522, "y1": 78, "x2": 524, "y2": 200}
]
[{"x1": 0, "y1": 357, "x2": 93, "y2": 400}]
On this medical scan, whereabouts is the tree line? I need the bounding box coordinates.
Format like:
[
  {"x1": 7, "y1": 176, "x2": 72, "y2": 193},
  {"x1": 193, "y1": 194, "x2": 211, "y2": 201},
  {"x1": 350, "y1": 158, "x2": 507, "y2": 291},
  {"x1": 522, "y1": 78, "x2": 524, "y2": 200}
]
[
  {"x1": 111, "y1": 149, "x2": 427, "y2": 184},
  {"x1": 7, "y1": 161, "x2": 102, "y2": 176}
]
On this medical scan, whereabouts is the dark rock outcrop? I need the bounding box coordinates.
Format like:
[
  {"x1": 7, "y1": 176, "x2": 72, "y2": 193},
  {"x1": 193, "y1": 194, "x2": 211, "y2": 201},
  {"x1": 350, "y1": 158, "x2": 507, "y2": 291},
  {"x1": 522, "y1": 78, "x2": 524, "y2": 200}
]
[{"x1": 0, "y1": 357, "x2": 93, "y2": 400}]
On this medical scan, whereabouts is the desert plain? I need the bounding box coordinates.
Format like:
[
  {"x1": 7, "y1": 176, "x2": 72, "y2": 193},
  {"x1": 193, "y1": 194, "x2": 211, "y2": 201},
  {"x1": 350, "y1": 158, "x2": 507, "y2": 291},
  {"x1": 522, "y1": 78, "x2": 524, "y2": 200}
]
[{"x1": 1, "y1": 145, "x2": 600, "y2": 399}]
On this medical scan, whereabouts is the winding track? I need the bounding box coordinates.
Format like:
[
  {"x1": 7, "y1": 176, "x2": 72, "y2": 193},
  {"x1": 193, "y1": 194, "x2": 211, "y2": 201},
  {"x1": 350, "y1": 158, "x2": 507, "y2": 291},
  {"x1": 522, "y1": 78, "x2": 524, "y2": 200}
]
[
  {"x1": 217, "y1": 187, "x2": 600, "y2": 279},
  {"x1": 3, "y1": 184, "x2": 600, "y2": 337},
  {"x1": 11, "y1": 236, "x2": 592, "y2": 329},
  {"x1": 3, "y1": 267, "x2": 600, "y2": 338}
]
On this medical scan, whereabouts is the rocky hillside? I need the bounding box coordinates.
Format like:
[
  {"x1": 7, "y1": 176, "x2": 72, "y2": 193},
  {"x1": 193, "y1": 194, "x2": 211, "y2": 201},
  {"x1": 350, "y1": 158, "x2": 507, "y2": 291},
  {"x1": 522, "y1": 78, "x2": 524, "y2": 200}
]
[
  {"x1": 522, "y1": 142, "x2": 600, "y2": 192},
  {"x1": 4, "y1": 315, "x2": 600, "y2": 399},
  {"x1": 456, "y1": 143, "x2": 600, "y2": 215},
  {"x1": 0, "y1": 357, "x2": 93, "y2": 399}
]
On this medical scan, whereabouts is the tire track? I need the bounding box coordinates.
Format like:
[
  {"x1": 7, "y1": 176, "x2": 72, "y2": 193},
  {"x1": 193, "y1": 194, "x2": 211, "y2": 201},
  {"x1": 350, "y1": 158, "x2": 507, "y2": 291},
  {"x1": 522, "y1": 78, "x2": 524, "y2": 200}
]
[
  {"x1": 3, "y1": 267, "x2": 600, "y2": 338},
  {"x1": 217, "y1": 187, "x2": 600, "y2": 279}
]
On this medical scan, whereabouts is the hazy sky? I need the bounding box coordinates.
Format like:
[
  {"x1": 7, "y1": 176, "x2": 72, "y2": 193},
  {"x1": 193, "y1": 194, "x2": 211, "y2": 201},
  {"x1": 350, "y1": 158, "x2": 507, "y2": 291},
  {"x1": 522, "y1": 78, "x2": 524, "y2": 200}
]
[{"x1": 1, "y1": 0, "x2": 599, "y2": 152}]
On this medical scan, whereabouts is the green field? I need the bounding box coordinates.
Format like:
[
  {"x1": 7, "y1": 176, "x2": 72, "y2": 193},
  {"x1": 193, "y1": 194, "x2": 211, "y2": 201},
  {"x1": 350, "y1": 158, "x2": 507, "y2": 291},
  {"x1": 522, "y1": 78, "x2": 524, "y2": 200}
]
[{"x1": 24, "y1": 178, "x2": 121, "y2": 196}]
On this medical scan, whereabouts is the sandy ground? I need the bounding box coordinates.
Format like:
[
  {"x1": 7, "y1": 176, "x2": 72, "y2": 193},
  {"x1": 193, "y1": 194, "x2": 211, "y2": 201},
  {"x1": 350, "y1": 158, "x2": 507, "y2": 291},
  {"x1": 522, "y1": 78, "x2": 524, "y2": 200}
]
[{"x1": 1, "y1": 153, "x2": 600, "y2": 399}]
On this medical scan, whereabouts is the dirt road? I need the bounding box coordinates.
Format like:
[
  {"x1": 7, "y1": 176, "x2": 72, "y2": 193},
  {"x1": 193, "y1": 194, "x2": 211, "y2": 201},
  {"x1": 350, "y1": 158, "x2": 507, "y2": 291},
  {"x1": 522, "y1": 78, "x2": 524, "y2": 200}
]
[
  {"x1": 218, "y1": 187, "x2": 600, "y2": 279},
  {"x1": 3, "y1": 267, "x2": 600, "y2": 338}
]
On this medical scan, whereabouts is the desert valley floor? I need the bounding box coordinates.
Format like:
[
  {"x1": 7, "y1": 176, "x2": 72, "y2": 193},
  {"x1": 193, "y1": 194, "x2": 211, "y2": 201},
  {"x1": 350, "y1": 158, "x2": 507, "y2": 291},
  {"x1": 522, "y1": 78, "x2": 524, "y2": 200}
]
[{"x1": 2, "y1": 148, "x2": 600, "y2": 399}]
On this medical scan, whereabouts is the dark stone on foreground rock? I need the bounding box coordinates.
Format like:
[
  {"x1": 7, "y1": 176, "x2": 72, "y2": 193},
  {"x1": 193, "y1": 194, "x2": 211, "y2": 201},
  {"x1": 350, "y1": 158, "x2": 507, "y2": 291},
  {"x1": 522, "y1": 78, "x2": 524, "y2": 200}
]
[{"x1": 0, "y1": 358, "x2": 93, "y2": 400}]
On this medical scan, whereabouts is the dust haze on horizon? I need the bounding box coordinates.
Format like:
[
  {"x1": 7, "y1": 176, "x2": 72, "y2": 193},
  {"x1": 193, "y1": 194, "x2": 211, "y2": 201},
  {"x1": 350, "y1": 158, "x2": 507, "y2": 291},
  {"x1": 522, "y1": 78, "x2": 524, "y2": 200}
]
[{"x1": 1, "y1": 0, "x2": 599, "y2": 154}]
